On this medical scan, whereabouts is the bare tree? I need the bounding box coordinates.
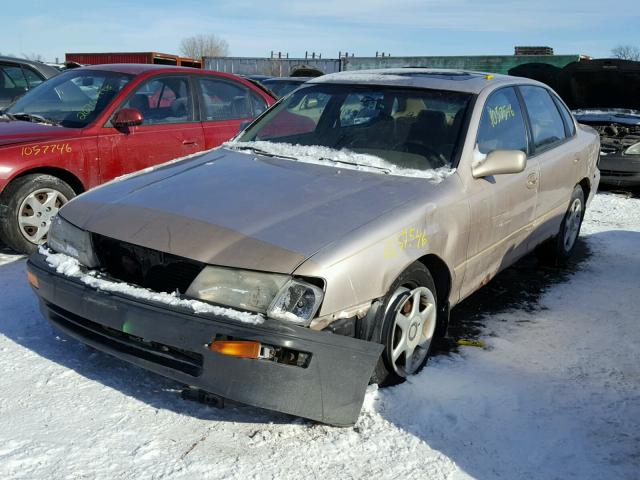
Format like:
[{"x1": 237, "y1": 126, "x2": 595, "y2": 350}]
[
  {"x1": 611, "y1": 45, "x2": 640, "y2": 61},
  {"x1": 179, "y1": 34, "x2": 229, "y2": 59},
  {"x1": 21, "y1": 52, "x2": 45, "y2": 62}
]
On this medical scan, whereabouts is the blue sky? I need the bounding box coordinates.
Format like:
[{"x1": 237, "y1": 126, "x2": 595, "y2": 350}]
[{"x1": 1, "y1": 0, "x2": 638, "y2": 62}]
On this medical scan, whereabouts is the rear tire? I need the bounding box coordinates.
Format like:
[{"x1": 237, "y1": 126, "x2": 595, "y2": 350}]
[
  {"x1": 371, "y1": 262, "x2": 438, "y2": 387},
  {"x1": 538, "y1": 185, "x2": 585, "y2": 265},
  {"x1": 0, "y1": 174, "x2": 75, "y2": 254}
]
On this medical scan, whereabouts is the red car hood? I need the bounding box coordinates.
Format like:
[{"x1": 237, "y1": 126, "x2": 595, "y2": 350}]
[{"x1": 0, "y1": 120, "x2": 76, "y2": 147}]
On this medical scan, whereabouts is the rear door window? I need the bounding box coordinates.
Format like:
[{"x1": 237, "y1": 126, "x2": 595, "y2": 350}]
[
  {"x1": 0, "y1": 64, "x2": 28, "y2": 105},
  {"x1": 477, "y1": 87, "x2": 529, "y2": 154},
  {"x1": 22, "y1": 67, "x2": 45, "y2": 88},
  {"x1": 198, "y1": 77, "x2": 256, "y2": 121},
  {"x1": 520, "y1": 85, "x2": 567, "y2": 151}
]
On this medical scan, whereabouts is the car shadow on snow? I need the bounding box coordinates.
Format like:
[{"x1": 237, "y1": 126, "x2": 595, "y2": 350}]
[{"x1": 432, "y1": 238, "x2": 592, "y2": 355}]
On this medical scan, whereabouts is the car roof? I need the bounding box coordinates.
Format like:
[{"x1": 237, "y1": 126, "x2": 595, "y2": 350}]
[
  {"x1": 310, "y1": 68, "x2": 540, "y2": 94},
  {"x1": 0, "y1": 56, "x2": 60, "y2": 78},
  {"x1": 78, "y1": 63, "x2": 208, "y2": 75},
  {"x1": 263, "y1": 77, "x2": 313, "y2": 82}
]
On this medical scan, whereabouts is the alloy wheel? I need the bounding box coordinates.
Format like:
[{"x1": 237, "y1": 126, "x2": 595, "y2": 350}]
[{"x1": 17, "y1": 188, "x2": 68, "y2": 244}]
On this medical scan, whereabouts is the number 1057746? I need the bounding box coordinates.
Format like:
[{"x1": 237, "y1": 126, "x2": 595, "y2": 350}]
[{"x1": 21, "y1": 144, "x2": 72, "y2": 156}]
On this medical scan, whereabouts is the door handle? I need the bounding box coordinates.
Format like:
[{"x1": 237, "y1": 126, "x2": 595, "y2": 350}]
[
  {"x1": 526, "y1": 173, "x2": 538, "y2": 189},
  {"x1": 182, "y1": 140, "x2": 198, "y2": 146}
]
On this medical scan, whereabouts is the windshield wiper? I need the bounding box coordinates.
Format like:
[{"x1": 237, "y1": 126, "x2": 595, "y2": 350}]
[
  {"x1": 5, "y1": 112, "x2": 61, "y2": 126},
  {"x1": 228, "y1": 144, "x2": 297, "y2": 160},
  {"x1": 319, "y1": 157, "x2": 391, "y2": 174}
]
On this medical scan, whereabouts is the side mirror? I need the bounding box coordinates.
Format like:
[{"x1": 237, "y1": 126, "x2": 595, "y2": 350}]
[
  {"x1": 472, "y1": 149, "x2": 526, "y2": 178},
  {"x1": 112, "y1": 108, "x2": 143, "y2": 128}
]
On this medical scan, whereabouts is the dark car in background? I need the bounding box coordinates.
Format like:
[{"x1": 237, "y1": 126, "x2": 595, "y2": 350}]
[
  {"x1": 0, "y1": 64, "x2": 276, "y2": 253},
  {"x1": 260, "y1": 77, "x2": 313, "y2": 98},
  {"x1": 0, "y1": 56, "x2": 60, "y2": 109},
  {"x1": 561, "y1": 59, "x2": 640, "y2": 187},
  {"x1": 573, "y1": 109, "x2": 640, "y2": 187}
]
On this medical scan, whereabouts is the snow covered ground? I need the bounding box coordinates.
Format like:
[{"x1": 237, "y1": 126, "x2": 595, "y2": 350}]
[{"x1": 0, "y1": 192, "x2": 638, "y2": 479}]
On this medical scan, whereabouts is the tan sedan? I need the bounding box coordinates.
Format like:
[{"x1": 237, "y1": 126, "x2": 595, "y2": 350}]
[{"x1": 28, "y1": 69, "x2": 600, "y2": 425}]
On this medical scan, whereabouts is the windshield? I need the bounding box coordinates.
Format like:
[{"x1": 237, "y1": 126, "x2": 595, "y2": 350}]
[
  {"x1": 236, "y1": 84, "x2": 471, "y2": 170},
  {"x1": 6, "y1": 69, "x2": 133, "y2": 128}
]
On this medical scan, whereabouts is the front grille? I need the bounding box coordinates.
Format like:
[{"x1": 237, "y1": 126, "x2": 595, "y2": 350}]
[
  {"x1": 46, "y1": 302, "x2": 203, "y2": 376},
  {"x1": 600, "y1": 146, "x2": 619, "y2": 155},
  {"x1": 92, "y1": 234, "x2": 204, "y2": 294}
]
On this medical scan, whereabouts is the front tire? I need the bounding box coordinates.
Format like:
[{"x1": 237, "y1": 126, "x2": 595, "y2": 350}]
[
  {"x1": 0, "y1": 174, "x2": 75, "y2": 254},
  {"x1": 372, "y1": 262, "x2": 438, "y2": 387},
  {"x1": 538, "y1": 185, "x2": 585, "y2": 265}
]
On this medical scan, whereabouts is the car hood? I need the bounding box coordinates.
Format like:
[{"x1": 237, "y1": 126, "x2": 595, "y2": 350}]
[
  {"x1": 559, "y1": 59, "x2": 640, "y2": 111},
  {"x1": 0, "y1": 119, "x2": 74, "y2": 147},
  {"x1": 573, "y1": 108, "x2": 640, "y2": 126},
  {"x1": 60, "y1": 148, "x2": 434, "y2": 274}
]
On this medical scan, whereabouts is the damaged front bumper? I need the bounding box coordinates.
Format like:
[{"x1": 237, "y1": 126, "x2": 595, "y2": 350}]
[
  {"x1": 27, "y1": 253, "x2": 383, "y2": 426},
  {"x1": 598, "y1": 154, "x2": 640, "y2": 187}
]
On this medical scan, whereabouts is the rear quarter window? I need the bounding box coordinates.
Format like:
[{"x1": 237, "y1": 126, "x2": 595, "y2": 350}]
[{"x1": 520, "y1": 85, "x2": 567, "y2": 151}]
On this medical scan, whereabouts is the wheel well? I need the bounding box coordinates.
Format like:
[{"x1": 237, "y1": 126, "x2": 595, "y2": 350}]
[
  {"x1": 416, "y1": 254, "x2": 452, "y2": 308},
  {"x1": 578, "y1": 178, "x2": 590, "y2": 200},
  {"x1": 9, "y1": 168, "x2": 85, "y2": 195}
]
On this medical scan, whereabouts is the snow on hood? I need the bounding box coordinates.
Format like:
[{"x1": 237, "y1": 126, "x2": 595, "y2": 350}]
[
  {"x1": 40, "y1": 247, "x2": 265, "y2": 325},
  {"x1": 224, "y1": 141, "x2": 456, "y2": 182},
  {"x1": 573, "y1": 109, "x2": 640, "y2": 126}
]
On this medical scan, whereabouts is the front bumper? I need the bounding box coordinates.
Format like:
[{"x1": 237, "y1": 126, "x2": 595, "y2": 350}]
[
  {"x1": 27, "y1": 254, "x2": 383, "y2": 426},
  {"x1": 599, "y1": 154, "x2": 640, "y2": 187}
]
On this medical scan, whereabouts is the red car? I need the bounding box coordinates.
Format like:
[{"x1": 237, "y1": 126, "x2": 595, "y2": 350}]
[{"x1": 0, "y1": 64, "x2": 276, "y2": 253}]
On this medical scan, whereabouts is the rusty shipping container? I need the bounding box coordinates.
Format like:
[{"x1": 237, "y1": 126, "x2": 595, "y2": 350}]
[{"x1": 65, "y1": 52, "x2": 201, "y2": 68}]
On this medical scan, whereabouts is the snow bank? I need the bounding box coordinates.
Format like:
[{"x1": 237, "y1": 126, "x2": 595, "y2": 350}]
[
  {"x1": 40, "y1": 247, "x2": 264, "y2": 325},
  {"x1": 224, "y1": 141, "x2": 456, "y2": 182}
]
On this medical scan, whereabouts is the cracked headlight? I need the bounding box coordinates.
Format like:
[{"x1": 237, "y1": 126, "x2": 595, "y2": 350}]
[
  {"x1": 47, "y1": 215, "x2": 99, "y2": 268},
  {"x1": 267, "y1": 279, "x2": 324, "y2": 326},
  {"x1": 624, "y1": 142, "x2": 640, "y2": 155},
  {"x1": 186, "y1": 266, "x2": 289, "y2": 313},
  {"x1": 186, "y1": 266, "x2": 324, "y2": 325}
]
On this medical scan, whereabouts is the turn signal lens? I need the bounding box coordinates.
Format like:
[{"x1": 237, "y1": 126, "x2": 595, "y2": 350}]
[
  {"x1": 208, "y1": 340, "x2": 261, "y2": 359},
  {"x1": 27, "y1": 271, "x2": 39, "y2": 289}
]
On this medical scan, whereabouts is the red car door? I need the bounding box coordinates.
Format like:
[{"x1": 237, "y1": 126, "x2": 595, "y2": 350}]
[
  {"x1": 196, "y1": 75, "x2": 271, "y2": 149},
  {"x1": 97, "y1": 74, "x2": 204, "y2": 179}
]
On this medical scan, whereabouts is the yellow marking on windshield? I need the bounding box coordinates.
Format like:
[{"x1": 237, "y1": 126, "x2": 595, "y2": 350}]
[{"x1": 77, "y1": 84, "x2": 113, "y2": 120}]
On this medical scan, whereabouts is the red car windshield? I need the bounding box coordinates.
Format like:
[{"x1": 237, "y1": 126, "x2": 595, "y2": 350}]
[{"x1": 6, "y1": 70, "x2": 133, "y2": 128}]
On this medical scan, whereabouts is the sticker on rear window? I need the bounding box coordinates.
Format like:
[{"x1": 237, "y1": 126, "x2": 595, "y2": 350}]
[{"x1": 489, "y1": 104, "x2": 515, "y2": 127}]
